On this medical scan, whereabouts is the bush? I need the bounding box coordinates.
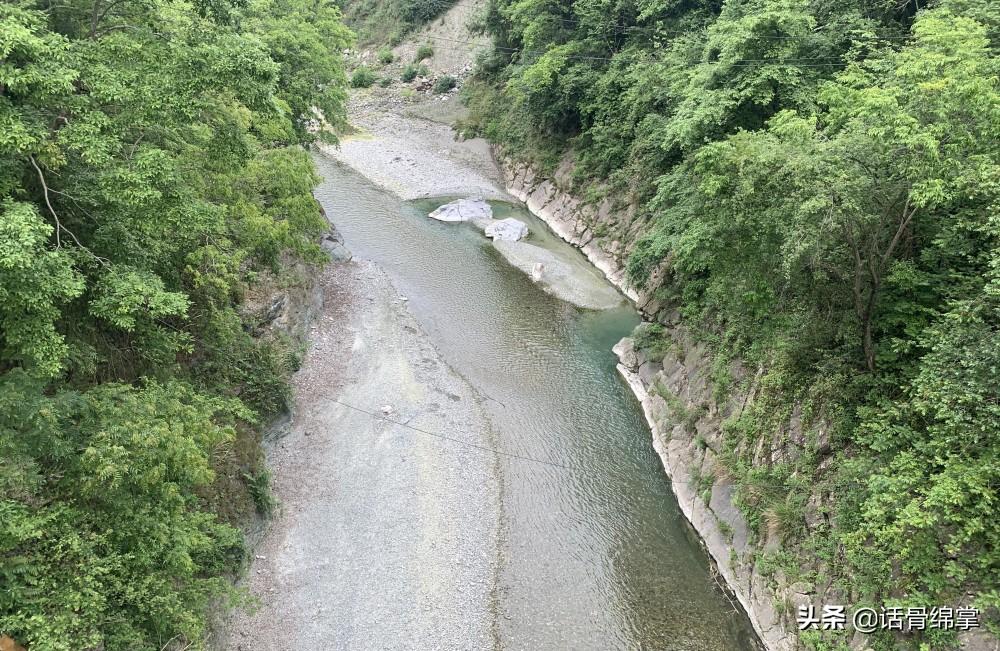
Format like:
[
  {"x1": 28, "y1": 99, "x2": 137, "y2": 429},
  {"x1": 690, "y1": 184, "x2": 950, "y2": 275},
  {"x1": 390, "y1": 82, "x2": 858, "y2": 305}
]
[
  {"x1": 631, "y1": 322, "x2": 671, "y2": 359},
  {"x1": 350, "y1": 67, "x2": 377, "y2": 88},
  {"x1": 377, "y1": 47, "x2": 394, "y2": 64},
  {"x1": 400, "y1": 63, "x2": 428, "y2": 82},
  {"x1": 414, "y1": 43, "x2": 433, "y2": 61},
  {"x1": 379, "y1": 76, "x2": 393, "y2": 87},
  {"x1": 399, "y1": 0, "x2": 455, "y2": 22},
  {"x1": 433, "y1": 74, "x2": 456, "y2": 94}
]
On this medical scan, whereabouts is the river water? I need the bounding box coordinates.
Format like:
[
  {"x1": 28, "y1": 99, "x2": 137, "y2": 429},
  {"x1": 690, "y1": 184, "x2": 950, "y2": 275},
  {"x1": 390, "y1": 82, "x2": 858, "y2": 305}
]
[{"x1": 313, "y1": 153, "x2": 759, "y2": 651}]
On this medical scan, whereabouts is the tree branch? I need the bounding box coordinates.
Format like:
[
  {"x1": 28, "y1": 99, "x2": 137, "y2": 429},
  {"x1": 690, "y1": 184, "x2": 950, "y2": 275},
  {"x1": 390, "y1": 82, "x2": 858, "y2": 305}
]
[
  {"x1": 90, "y1": 0, "x2": 133, "y2": 37},
  {"x1": 882, "y1": 195, "x2": 917, "y2": 267},
  {"x1": 29, "y1": 155, "x2": 108, "y2": 265}
]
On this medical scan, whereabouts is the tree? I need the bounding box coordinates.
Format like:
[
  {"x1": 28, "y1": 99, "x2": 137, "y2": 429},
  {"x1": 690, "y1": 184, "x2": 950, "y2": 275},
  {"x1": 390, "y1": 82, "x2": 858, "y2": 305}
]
[{"x1": 0, "y1": 0, "x2": 350, "y2": 646}]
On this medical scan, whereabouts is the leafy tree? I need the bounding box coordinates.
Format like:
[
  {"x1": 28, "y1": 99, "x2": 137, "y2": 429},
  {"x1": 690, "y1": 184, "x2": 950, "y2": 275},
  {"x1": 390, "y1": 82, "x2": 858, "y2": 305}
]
[{"x1": 0, "y1": 0, "x2": 350, "y2": 646}]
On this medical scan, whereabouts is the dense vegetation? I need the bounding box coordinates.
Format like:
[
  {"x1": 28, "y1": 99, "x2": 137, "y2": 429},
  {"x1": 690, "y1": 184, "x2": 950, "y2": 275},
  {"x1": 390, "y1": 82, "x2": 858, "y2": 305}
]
[
  {"x1": 0, "y1": 0, "x2": 349, "y2": 648},
  {"x1": 339, "y1": 0, "x2": 456, "y2": 44},
  {"x1": 463, "y1": 0, "x2": 999, "y2": 648}
]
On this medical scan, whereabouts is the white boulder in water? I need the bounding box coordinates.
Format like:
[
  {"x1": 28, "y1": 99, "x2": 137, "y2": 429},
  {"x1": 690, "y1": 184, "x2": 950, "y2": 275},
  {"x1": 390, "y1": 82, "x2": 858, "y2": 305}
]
[
  {"x1": 428, "y1": 198, "x2": 493, "y2": 225},
  {"x1": 484, "y1": 218, "x2": 529, "y2": 241}
]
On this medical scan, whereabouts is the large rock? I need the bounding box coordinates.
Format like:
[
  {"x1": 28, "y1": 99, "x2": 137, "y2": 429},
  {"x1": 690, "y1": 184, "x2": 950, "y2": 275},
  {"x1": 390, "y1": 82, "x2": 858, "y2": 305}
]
[
  {"x1": 484, "y1": 218, "x2": 528, "y2": 241},
  {"x1": 428, "y1": 198, "x2": 493, "y2": 225},
  {"x1": 320, "y1": 231, "x2": 352, "y2": 262}
]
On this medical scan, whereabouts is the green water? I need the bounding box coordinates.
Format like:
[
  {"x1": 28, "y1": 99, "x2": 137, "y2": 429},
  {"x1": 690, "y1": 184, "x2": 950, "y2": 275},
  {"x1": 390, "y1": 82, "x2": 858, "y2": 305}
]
[{"x1": 313, "y1": 153, "x2": 760, "y2": 650}]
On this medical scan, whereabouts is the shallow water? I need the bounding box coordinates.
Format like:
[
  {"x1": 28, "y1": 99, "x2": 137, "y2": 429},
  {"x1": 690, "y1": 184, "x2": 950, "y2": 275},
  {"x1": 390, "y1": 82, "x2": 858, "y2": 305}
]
[{"x1": 313, "y1": 153, "x2": 759, "y2": 650}]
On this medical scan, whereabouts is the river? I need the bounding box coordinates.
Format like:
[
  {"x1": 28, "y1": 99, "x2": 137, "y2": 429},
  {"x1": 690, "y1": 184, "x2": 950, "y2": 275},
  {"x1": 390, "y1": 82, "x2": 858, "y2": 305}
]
[{"x1": 312, "y1": 152, "x2": 760, "y2": 650}]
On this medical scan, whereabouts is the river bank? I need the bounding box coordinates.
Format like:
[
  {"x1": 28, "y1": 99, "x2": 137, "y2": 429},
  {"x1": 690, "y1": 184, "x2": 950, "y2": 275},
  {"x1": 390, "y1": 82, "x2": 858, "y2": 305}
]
[{"x1": 222, "y1": 260, "x2": 502, "y2": 650}]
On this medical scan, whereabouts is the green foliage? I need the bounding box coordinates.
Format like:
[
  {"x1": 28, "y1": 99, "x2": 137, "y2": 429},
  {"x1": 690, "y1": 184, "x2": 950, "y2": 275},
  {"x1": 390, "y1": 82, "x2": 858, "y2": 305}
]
[
  {"x1": 350, "y1": 66, "x2": 378, "y2": 87},
  {"x1": 0, "y1": 201, "x2": 83, "y2": 377},
  {"x1": 244, "y1": 0, "x2": 352, "y2": 142},
  {"x1": 377, "y1": 47, "x2": 395, "y2": 64},
  {"x1": 244, "y1": 467, "x2": 278, "y2": 516},
  {"x1": 401, "y1": 63, "x2": 429, "y2": 81},
  {"x1": 469, "y1": 0, "x2": 1000, "y2": 645},
  {"x1": 0, "y1": 377, "x2": 247, "y2": 650},
  {"x1": 399, "y1": 0, "x2": 454, "y2": 22},
  {"x1": 433, "y1": 74, "x2": 457, "y2": 93},
  {"x1": 0, "y1": 0, "x2": 348, "y2": 646},
  {"x1": 631, "y1": 322, "x2": 671, "y2": 358},
  {"x1": 414, "y1": 43, "x2": 434, "y2": 61},
  {"x1": 341, "y1": 0, "x2": 455, "y2": 45}
]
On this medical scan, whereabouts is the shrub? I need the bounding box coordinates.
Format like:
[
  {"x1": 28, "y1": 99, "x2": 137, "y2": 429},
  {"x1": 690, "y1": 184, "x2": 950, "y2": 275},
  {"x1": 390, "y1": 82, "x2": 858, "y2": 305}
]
[
  {"x1": 414, "y1": 43, "x2": 433, "y2": 61},
  {"x1": 377, "y1": 47, "x2": 394, "y2": 64},
  {"x1": 350, "y1": 67, "x2": 377, "y2": 88},
  {"x1": 400, "y1": 63, "x2": 428, "y2": 82},
  {"x1": 244, "y1": 468, "x2": 278, "y2": 516},
  {"x1": 631, "y1": 322, "x2": 671, "y2": 358},
  {"x1": 432, "y1": 74, "x2": 456, "y2": 94},
  {"x1": 379, "y1": 76, "x2": 393, "y2": 87},
  {"x1": 400, "y1": 0, "x2": 455, "y2": 22}
]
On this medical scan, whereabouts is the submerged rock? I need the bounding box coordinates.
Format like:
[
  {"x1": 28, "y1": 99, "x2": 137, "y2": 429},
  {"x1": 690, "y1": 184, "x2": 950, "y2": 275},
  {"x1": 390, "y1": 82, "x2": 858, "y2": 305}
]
[
  {"x1": 492, "y1": 240, "x2": 623, "y2": 310},
  {"x1": 484, "y1": 217, "x2": 529, "y2": 241},
  {"x1": 428, "y1": 198, "x2": 493, "y2": 225}
]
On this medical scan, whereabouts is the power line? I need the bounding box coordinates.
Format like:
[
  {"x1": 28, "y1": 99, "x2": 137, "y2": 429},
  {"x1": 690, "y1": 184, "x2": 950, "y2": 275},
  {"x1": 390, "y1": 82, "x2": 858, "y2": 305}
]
[
  {"x1": 417, "y1": 0, "x2": 926, "y2": 41},
  {"x1": 155, "y1": 318, "x2": 999, "y2": 490},
  {"x1": 408, "y1": 34, "x2": 854, "y2": 66},
  {"x1": 328, "y1": 397, "x2": 572, "y2": 470}
]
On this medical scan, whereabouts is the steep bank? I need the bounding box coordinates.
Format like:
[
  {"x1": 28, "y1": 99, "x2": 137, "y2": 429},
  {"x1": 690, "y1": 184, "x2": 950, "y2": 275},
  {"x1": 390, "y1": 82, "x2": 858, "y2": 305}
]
[
  {"x1": 223, "y1": 260, "x2": 502, "y2": 650},
  {"x1": 503, "y1": 157, "x2": 801, "y2": 650}
]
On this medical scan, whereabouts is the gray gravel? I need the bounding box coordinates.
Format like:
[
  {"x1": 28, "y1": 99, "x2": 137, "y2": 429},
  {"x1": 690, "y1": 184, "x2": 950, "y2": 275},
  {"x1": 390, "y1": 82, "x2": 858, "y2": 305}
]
[
  {"x1": 319, "y1": 95, "x2": 506, "y2": 201},
  {"x1": 223, "y1": 261, "x2": 502, "y2": 651}
]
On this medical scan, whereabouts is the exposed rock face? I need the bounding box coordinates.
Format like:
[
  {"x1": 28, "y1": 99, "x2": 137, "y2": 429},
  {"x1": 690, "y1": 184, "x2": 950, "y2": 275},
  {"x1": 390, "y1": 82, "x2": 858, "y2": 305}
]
[
  {"x1": 0, "y1": 636, "x2": 27, "y2": 651},
  {"x1": 484, "y1": 217, "x2": 528, "y2": 241},
  {"x1": 428, "y1": 198, "x2": 493, "y2": 226},
  {"x1": 614, "y1": 336, "x2": 796, "y2": 651},
  {"x1": 243, "y1": 219, "x2": 340, "y2": 342},
  {"x1": 502, "y1": 158, "x2": 644, "y2": 304}
]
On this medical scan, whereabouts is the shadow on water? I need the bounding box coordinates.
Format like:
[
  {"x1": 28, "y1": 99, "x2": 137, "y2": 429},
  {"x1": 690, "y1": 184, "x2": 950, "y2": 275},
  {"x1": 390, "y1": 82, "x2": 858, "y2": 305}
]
[{"x1": 312, "y1": 152, "x2": 761, "y2": 650}]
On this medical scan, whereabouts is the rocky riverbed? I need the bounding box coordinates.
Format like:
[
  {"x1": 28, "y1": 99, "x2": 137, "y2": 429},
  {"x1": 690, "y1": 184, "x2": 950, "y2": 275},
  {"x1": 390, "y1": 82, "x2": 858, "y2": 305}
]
[{"x1": 222, "y1": 261, "x2": 502, "y2": 650}]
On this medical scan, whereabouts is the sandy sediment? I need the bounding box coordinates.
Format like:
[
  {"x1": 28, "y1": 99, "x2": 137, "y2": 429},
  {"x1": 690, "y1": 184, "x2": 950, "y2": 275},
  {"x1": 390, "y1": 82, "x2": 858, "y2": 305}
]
[
  {"x1": 223, "y1": 261, "x2": 501, "y2": 651},
  {"x1": 320, "y1": 95, "x2": 506, "y2": 201}
]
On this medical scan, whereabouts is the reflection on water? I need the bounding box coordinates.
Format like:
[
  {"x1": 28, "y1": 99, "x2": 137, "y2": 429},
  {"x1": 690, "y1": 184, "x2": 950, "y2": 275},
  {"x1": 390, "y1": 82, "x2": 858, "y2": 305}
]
[{"x1": 313, "y1": 153, "x2": 759, "y2": 650}]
